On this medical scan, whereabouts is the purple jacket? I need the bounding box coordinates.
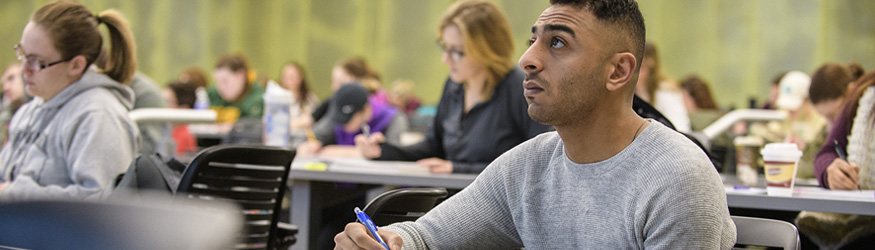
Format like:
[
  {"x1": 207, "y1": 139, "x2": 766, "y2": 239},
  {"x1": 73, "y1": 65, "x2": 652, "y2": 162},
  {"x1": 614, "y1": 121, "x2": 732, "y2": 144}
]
[
  {"x1": 814, "y1": 103, "x2": 855, "y2": 188},
  {"x1": 333, "y1": 102, "x2": 397, "y2": 146}
]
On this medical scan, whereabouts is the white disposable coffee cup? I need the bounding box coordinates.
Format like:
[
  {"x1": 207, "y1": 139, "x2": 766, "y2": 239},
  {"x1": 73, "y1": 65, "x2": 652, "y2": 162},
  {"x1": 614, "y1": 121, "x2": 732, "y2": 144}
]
[{"x1": 760, "y1": 143, "x2": 803, "y2": 196}]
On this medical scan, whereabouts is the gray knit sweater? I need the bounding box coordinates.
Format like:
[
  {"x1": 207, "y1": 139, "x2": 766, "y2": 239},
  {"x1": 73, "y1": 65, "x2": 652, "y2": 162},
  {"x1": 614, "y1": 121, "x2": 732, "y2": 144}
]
[{"x1": 384, "y1": 122, "x2": 736, "y2": 249}]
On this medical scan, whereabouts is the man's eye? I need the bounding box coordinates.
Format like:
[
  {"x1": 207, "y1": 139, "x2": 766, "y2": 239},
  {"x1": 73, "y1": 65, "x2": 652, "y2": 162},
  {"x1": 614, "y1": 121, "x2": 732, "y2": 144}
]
[
  {"x1": 527, "y1": 39, "x2": 536, "y2": 47},
  {"x1": 551, "y1": 38, "x2": 565, "y2": 48}
]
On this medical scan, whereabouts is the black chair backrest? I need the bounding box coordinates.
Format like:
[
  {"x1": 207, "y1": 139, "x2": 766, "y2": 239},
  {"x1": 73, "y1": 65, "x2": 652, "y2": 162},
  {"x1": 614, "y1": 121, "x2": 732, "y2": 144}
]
[
  {"x1": 363, "y1": 187, "x2": 448, "y2": 226},
  {"x1": 177, "y1": 145, "x2": 295, "y2": 250}
]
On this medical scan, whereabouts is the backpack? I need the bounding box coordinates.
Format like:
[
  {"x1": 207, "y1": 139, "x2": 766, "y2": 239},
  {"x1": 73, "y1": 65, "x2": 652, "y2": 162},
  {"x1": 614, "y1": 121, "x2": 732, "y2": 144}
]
[{"x1": 113, "y1": 153, "x2": 186, "y2": 197}]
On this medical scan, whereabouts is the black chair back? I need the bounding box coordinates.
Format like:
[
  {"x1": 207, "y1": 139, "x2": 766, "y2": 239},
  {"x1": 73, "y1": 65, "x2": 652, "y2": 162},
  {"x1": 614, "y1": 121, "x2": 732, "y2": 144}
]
[
  {"x1": 363, "y1": 187, "x2": 448, "y2": 226},
  {"x1": 177, "y1": 145, "x2": 295, "y2": 250}
]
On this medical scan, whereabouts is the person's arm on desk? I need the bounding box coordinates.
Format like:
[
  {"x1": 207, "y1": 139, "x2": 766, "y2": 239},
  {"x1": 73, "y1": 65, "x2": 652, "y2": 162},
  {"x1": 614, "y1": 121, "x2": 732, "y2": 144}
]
[
  {"x1": 317, "y1": 145, "x2": 363, "y2": 158},
  {"x1": 814, "y1": 104, "x2": 854, "y2": 189},
  {"x1": 356, "y1": 132, "x2": 442, "y2": 161}
]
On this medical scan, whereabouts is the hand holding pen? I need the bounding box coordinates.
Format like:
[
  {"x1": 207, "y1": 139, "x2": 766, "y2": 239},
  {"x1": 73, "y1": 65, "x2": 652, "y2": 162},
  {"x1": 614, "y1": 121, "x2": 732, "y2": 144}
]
[
  {"x1": 334, "y1": 207, "x2": 402, "y2": 250},
  {"x1": 355, "y1": 125, "x2": 386, "y2": 159},
  {"x1": 828, "y1": 140, "x2": 861, "y2": 190}
]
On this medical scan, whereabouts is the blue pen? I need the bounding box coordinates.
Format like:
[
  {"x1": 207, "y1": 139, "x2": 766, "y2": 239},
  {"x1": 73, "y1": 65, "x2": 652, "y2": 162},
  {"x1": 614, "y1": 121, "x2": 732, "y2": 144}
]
[{"x1": 354, "y1": 207, "x2": 389, "y2": 250}]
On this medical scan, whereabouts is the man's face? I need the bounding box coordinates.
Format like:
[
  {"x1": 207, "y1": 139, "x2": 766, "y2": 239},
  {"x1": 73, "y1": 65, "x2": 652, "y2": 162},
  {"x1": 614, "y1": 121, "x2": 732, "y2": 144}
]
[{"x1": 518, "y1": 5, "x2": 608, "y2": 126}]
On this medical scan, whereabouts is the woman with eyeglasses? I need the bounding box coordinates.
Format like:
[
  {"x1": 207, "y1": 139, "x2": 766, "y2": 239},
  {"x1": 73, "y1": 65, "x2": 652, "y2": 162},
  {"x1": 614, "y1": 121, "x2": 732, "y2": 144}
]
[
  {"x1": 0, "y1": 1, "x2": 139, "y2": 200},
  {"x1": 356, "y1": 0, "x2": 551, "y2": 174}
]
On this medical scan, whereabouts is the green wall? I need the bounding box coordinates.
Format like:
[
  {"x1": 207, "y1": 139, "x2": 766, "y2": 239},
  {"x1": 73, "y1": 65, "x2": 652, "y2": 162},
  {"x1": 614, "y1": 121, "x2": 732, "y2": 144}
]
[{"x1": 1, "y1": 0, "x2": 873, "y2": 108}]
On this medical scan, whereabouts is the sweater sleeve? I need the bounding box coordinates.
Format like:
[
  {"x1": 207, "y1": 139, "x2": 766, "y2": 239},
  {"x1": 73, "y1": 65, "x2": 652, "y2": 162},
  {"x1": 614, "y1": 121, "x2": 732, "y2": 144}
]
[
  {"x1": 815, "y1": 104, "x2": 854, "y2": 188},
  {"x1": 638, "y1": 169, "x2": 736, "y2": 249},
  {"x1": 0, "y1": 111, "x2": 135, "y2": 200},
  {"x1": 382, "y1": 153, "x2": 521, "y2": 249}
]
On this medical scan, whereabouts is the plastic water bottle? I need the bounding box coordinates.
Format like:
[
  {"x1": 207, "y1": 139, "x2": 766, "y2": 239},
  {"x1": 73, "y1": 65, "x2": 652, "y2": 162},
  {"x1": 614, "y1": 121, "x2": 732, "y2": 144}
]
[
  {"x1": 194, "y1": 87, "x2": 210, "y2": 110},
  {"x1": 262, "y1": 80, "x2": 292, "y2": 147}
]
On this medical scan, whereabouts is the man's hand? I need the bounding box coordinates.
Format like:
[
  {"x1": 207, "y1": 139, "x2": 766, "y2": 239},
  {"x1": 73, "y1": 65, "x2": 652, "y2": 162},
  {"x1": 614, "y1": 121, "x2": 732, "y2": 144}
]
[
  {"x1": 355, "y1": 132, "x2": 386, "y2": 159},
  {"x1": 417, "y1": 157, "x2": 453, "y2": 173},
  {"x1": 334, "y1": 223, "x2": 402, "y2": 250},
  {"x1": 826, "y1": 158, "x2": 860, "y2": 190}
]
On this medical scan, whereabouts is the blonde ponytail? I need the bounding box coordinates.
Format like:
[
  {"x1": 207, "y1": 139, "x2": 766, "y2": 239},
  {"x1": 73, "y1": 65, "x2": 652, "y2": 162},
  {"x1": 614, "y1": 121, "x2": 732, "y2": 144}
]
[
  {"x1": 96, "y1": 10, "x2": 137, "y2": 84},
  {"x1": 32, "y1": 2, "x2": 137, "y2": 84}
]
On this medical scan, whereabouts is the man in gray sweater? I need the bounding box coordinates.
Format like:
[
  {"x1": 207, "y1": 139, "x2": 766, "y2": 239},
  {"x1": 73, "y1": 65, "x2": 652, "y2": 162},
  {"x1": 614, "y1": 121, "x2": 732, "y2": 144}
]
[{"x1": 336, "y1": 0, "x2": 736, "y2": 249}]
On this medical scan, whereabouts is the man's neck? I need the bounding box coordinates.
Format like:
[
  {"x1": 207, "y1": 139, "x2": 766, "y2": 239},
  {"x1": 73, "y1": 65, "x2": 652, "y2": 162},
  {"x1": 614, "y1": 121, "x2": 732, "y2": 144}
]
[{"x1": 555, "y1": 107, "x2": 648, "y2": 164}]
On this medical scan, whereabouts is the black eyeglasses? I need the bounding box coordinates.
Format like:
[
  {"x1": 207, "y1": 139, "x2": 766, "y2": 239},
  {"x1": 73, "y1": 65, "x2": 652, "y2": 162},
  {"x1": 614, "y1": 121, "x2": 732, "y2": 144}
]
[
  {"x1": 14, "y1": 44, "x2": 72, "y2": 73},
  {"x1": 436, "y1": 40, "x2": 465, "y2": 62}
]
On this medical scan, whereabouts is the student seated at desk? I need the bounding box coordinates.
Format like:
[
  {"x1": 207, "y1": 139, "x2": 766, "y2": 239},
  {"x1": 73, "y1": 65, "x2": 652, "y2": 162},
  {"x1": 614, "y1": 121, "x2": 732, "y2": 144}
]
[
  {"x1": 208, "y1": 54, "x2": 264, "y2": 122},
  {"x1": 162, "y1": 81, "x2": 198, "y2": 156},
  {"x1": 298, "y1": 84, "x2": 407, "y2": 157},
  {"x1": 0, "y1": 1, "x2": 139, "y2": 200},
  {"x1": 336, "y1": 0, "x2": 735, "y2": 248},
  {"x1": 800, "y1": 70, "x2": 875, "y2": 249},
  {"x1": 356, "y1": 0, "x2": 552, "y2": 174}
]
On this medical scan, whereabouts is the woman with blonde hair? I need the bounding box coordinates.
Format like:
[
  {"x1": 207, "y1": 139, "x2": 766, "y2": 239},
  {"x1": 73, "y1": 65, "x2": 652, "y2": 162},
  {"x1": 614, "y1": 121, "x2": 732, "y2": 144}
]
[
  {"x1": 0, "y1": 1, "x2": 139, "y2": 200},
  {"x1": 356, "y1": 0, "x2": 551, "y2": 174}
]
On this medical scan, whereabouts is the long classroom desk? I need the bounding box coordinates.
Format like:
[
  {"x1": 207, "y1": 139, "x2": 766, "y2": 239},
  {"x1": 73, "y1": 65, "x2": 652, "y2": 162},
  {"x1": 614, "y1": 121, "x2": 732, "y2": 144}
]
[
  {"x1": 288, "y1": 158, "x2": 477, "y2": 250},
  {"x1": 288, "y1": 161, "x2": 875, "y2": 250}
]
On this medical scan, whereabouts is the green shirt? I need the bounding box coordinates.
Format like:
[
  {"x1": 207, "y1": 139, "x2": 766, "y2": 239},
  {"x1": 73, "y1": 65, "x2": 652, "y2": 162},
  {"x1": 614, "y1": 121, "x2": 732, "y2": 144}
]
[{"x1": 207, "y1": 82, "x2": 265, "y2": 120}]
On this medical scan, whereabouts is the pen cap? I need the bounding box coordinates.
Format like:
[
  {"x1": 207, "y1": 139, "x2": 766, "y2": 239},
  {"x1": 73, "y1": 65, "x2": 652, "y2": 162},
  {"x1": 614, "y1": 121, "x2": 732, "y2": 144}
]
[{"x1": 760, "y1": 143, "x2": 802, "y2": 163}]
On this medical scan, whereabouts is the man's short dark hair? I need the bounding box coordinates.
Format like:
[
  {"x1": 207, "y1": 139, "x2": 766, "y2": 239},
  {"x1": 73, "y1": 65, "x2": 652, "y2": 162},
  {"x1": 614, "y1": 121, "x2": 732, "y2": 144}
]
[{"x1": 550, "y1": 0, "x2": 646, "y2": 66}]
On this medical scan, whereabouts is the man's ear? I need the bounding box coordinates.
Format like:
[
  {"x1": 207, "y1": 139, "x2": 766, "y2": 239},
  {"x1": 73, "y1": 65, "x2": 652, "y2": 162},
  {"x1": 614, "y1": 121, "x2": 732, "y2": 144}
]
[
  {"x1": 605, "y1": 52, "x2": 637, "y2": 92},
  {"x1": 67, "y1": 55, "x2": 88, "y2": 77}
]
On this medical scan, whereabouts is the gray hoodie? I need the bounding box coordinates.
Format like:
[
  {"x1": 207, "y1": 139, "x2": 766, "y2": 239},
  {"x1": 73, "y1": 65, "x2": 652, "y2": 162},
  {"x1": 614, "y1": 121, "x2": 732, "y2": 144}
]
[{"x1": 0, "y1": 69, "x2": 139, "y2": 200}]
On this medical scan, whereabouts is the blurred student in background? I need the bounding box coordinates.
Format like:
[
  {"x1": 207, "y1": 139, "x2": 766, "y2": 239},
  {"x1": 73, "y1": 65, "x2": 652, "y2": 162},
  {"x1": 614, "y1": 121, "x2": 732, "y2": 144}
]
[
  {"x1": 331, "y1": 57, "x2": 384, "y2": 94},
  {"x1": 311, "y1": 57, "x2": 385, "y2": 142},
  {"x1": 278, "y1": 61, "x2": 320, "y2": 132},
  {"x1": 761, "y1": 72, "x2": 786, "y2": 110},
  {"x1": 750, "y1": 71, "x2": 827, "y2": 179},
  {"x1": 809, "y1": 62, "x2": 865, "y2": 127},
  {"x1": 387, "y1": 79, "x2": 422, "y2": 116},
  {"x1": 801, "y1": 70, "x2": 875, "y2": 249},
  {"x1": 1, "y1": 63, "x2": 26, "y2": 148},
  {"x1": 313, "y1": 57, "x2": 385, "y2": 121},
  {"x1": 635, "y1": 42, "x2": 690, "y2": 132},
  {"x1": 680, "y1": 75, "x2": 722, "y2": 131},
  {"x1": 162, "y1": 81, "x2": 198, "y2": 156},
  {"x1": 179, "y1": 66, "x2": 209, "y2": 89},
  {"x1": 209, "y1": 54, "x2": 264, "y2": 122},
  {"x1": 297, "y1": 84, "x2": 406, "y2": 157},
  {"x1": 0, "y1": 1, "x2": 139, "y2": 200},
  {"x1": 356, "y1": 0, "x2": 552, "y2": 174}
]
